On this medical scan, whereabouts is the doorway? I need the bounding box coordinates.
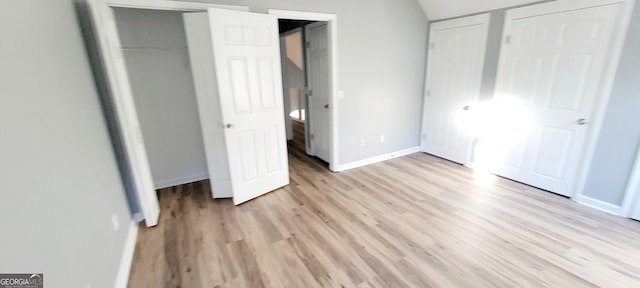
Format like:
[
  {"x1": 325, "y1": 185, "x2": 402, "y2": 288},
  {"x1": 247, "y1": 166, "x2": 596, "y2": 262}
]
[
  {"x1": 278, "y1": 18, "x2": 332, "y2": 164},
  {"x1": 88, "y1": 0, "x2": 249, "y2": 227},
  {"x1": 270, "y1": 9, "x2": 338, "y2": 171},
  {"x1": 113, "y1": 8, "x2": 208, "y2": 191}
]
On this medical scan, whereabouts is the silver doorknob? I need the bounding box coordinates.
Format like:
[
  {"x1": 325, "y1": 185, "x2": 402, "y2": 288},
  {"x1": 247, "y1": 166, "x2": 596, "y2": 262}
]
[
  {"x1": 462, "y1": 105, "x2": 470, "y2": 110},
  {"x1": 226, "y1": 123, "x2": 233, "y2": 128},
  {"x1": 576, "y1": 118, "x2": 588, "y2": 125}
]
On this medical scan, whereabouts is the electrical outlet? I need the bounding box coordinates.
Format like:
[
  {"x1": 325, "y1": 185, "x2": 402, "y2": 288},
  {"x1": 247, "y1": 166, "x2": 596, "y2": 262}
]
[
  {"x1": 111, "y1": 214, "x2": 120, "y2": 232},
  {"x1": 360, "y1": 138, "x2": 366, "y2": 146},
  {"x1": 380, "y1": 135, "x2": 385, "y2": 143}
]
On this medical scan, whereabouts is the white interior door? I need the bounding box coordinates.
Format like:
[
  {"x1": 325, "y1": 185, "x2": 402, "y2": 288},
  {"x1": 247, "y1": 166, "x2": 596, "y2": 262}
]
[
  {"x1": 491, "y1": 1, "x2": 623, "y2": 196},
  {"x1": 625, "y1": 145, "x2": 640, "y2": 221},
  {"x1": 306, "y1": 22, "x2": 330, "y2": 162},
  {"x1": 184, "y1": 8, "x2": 289, "y2": 205},
  {"x1": 633, "y1": 197, "x2": 640, "y2": 221},
  {"x1": 632, "y1": 186, "x2": 640, "y2": 220},
  {"x1": 421, "y1": 14, "x2": 490, "y2": 164}
]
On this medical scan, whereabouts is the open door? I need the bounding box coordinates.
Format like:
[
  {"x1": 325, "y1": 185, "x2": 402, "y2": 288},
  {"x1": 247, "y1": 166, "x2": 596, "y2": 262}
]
[
  {"x1": 184, "y1": 8, "x2": 289, "y2": 205},
  {"x1": 305, "y1": 22, "x2": 330, "y2": 162}
]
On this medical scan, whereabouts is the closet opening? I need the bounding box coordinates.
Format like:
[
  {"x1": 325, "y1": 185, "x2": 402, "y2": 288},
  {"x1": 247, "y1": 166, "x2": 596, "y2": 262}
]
[{"x1": 113, "y1": 7, "x2": 209, "y2": 191}]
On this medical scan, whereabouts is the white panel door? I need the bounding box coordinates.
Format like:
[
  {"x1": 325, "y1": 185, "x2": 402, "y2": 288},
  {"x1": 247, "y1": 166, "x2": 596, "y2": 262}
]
[
  {"x1": 492, "y1": 2, "x2": 622, "y2": 196},
  {"x1": 185, "y1": 9, "x2": 289, "y2": 205},
  {"x1": 306, "y1": 23, "x2": 330, "y2": 162},
  {"x1": 633, "y1": 197, "x2": 640, "y2": 221},
  {"x1": 421, "y1": 14, "x2": 490, "y2": 164},
  {"x1": 632, "y1": 189, "x2": 640, "y2": 220},
  {"x1": 184, "y1": 13, "x2": 233, "y2": 198}
]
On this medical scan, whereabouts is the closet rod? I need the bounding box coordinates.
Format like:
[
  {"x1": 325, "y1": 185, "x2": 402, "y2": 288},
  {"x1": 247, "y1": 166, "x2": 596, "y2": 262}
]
[{"x1": 120, "y1": 45, "x2": 188, "y2": 52}]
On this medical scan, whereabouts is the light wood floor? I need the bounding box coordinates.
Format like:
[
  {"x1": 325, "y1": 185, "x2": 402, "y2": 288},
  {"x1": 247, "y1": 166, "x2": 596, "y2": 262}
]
[{"x1": 129, "y1": 122, "x2": 640, "y2": 287}]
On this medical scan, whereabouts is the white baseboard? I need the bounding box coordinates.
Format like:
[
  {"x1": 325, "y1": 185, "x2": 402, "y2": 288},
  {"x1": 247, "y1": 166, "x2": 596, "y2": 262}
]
[
  {"x1": 334, "y1": 146, "x2": 421, "y2": 172},
  {"x1": 154, "y1": 172, "x2": 209, "y2": 189},
  {"x1": 115, "y1": 221, "x2": 139, "y2": 288},
  {"x1": 574, "y1": 195, "x2": 623, "y2": 216}
]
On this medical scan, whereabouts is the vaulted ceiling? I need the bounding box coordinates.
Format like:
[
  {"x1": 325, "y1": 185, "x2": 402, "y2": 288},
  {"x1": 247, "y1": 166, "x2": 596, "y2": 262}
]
[{"x1": 416, "y1": 0, "x2": 545, "y2": 20}]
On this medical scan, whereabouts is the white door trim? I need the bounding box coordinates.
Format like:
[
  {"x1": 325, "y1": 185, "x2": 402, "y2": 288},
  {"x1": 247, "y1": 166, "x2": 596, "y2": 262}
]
[
  {"x1": 87, "y1": 0, "x2": 249, "y2": 227},
  {"x1": 268, "y1": 9, "x2": 339, "y2": 172},
  {"x1": 511, "y1": 0, "x2": 639, "y2": 201},
  {"x1": 422, "y1": 13, "x2": 491, "y2": 165}
]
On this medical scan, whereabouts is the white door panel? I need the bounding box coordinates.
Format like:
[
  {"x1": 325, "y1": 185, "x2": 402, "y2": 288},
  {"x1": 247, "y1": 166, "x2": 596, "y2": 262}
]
[
  {"x1": 184, "y1": 9, "x2": 289, "y2": 205},
  {"x1": 210, "y1": 9, "x2": 289, "y2": 205},
  {"x1": 492, "y1": 2, "x2": 622, "y2": 196},
  {"x1": 306, "y1": 23, "x2": 330, "y2": 162},
  {"x1": 421, "y1": 14, "x2": 490, "y2": 164},
  {"x1": 633, "y1": 187, "x2": 640, "y2": 220},
  {"x1": 184, "y1": 14, "x2": 233, "y2": 198}
]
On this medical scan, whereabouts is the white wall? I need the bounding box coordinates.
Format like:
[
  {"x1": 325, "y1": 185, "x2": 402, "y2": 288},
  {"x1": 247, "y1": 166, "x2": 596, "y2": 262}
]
[
  {"x1": 286, "y1": 32, "x2": 304, "y2": 69},
  {"x1": 0, "y1": 0, "x2": 133, "y2": 286},
  {"x1": 114, "y1": 8, "x2": 208, "y2": 188},
  {"x1": 284, "y1": 32, "x2": 306, "y2": 118}
]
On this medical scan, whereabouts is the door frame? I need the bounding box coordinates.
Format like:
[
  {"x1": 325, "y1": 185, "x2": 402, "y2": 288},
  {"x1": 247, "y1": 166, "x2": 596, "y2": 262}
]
[
  {"x1": 507, "y1": 0, "x2": 638, "y2": 203},
  {"x1": 421, "y1": 13, "x2": 491, "y2": 166},
  {"x1": 87, "y1": 0, "x2": 249, "y2": 227},
  {"x1": 268, "y1": 9, "x2": 339, "y2": 172}
]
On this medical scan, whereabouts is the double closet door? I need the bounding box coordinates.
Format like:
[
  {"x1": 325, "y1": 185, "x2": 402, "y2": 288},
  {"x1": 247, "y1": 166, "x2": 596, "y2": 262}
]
[{"x1": 422, "y1": 0, "x2": 626, "y2": 198}]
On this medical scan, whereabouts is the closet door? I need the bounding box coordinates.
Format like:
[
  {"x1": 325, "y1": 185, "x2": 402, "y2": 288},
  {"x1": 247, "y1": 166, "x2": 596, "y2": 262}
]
[
  {"x1": 625, "y1": 146, "x2": 640, "y2": 221},
  {"x1": 185, "y1": 9, "x2": 289, "y2": 205},
  {"x1": 633, "y1": 199, "x2": 640, "y2": 221},
  {"x1": 491, "y1": 0, "x2": 623, "y2": 196},
  {"x1": 421, "y1": 14, "x2": 490, "y2": 164}
]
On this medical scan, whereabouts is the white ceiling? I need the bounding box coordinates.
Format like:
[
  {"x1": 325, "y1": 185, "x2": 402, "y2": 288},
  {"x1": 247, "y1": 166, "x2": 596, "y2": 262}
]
[{"x1": 417, "y1": 0, "x2": 543, "y2": 20}]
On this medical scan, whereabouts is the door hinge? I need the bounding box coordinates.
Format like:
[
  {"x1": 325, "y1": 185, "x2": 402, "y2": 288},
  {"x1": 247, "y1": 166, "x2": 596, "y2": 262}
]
[
  {"x1": 308, "y1": 89, "x2": 313, "y2": 97},
  {"x1": 505, "y1": 35, "x2": 511, "y2": 44},
  {"x1": 310, "y1": 134, "x2": 315, "y2": 140},
  {"x1": 429, "y1": 42, "x2": 435, "y2": 50},
  {"x1": 306, "y1": 41, "x2": 311, "y2": 48},
  {"x1": 426, "y1": 90, "x2": 431, "y2": 97},
  {"x1": 422, "y1": 133, "x2": 427, "y2": 140}
]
